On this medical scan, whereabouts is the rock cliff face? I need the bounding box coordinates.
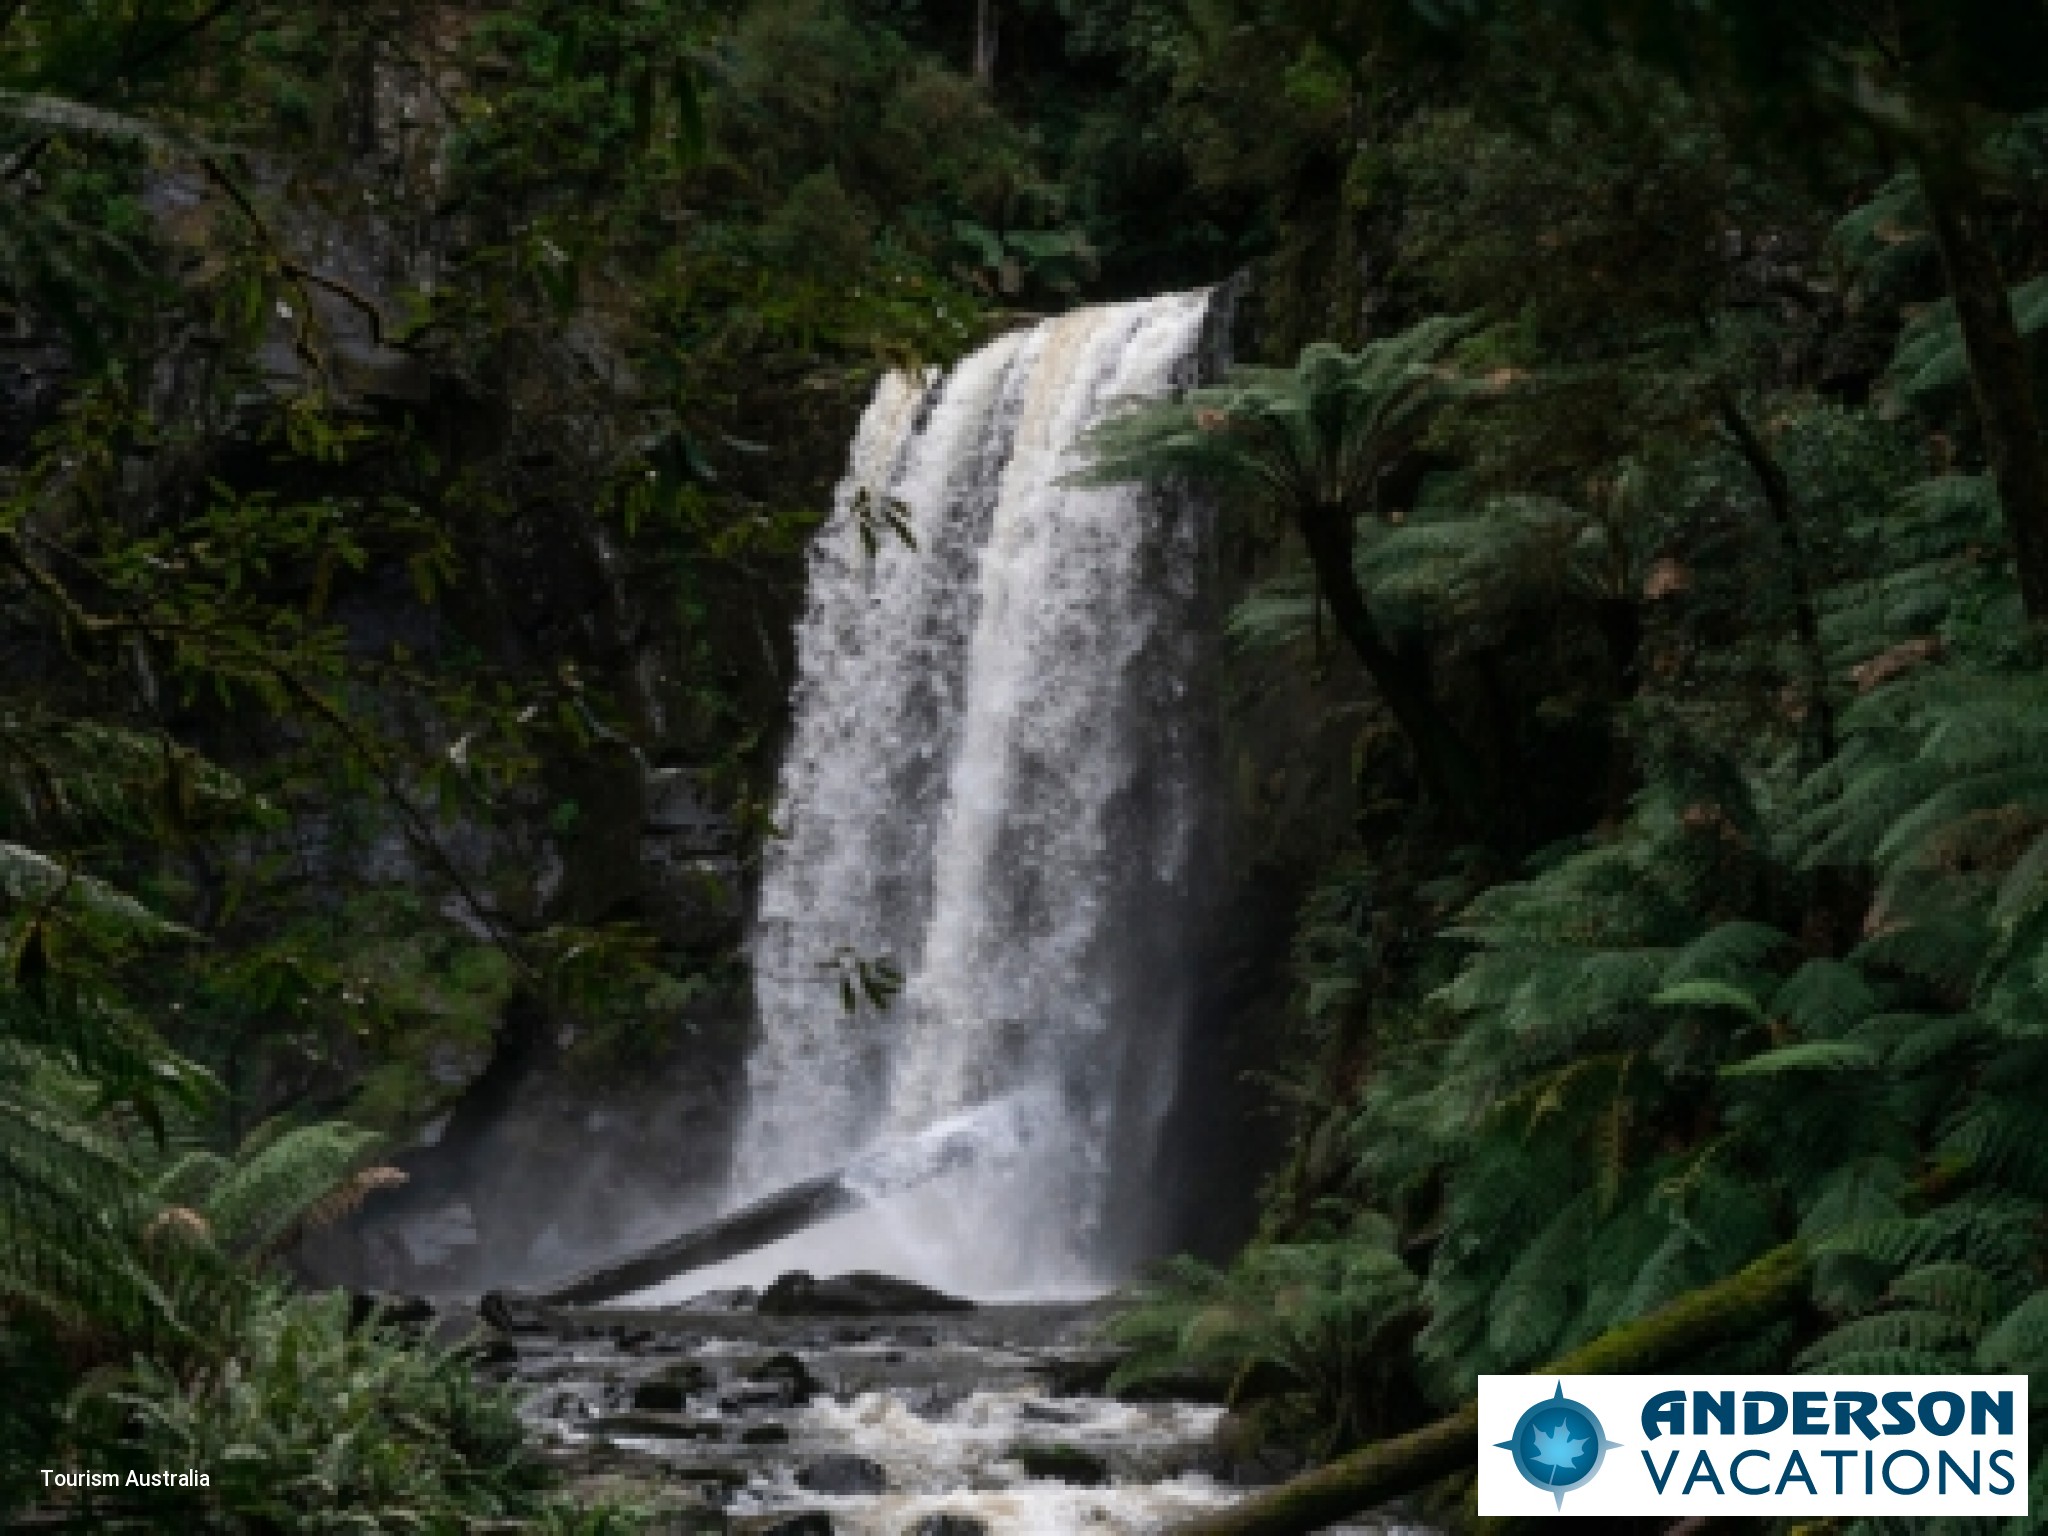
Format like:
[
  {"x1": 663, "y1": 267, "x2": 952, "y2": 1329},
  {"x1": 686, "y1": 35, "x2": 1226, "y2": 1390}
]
[{"x1": 0, "y1": 56, "x2": 854, "y2": 1294}]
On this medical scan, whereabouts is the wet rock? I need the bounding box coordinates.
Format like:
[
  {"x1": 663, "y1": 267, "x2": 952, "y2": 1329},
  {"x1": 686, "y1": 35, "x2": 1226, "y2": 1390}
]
[
  {"x1": 1117, "y1": 1366, "x2": 1231, "y2": 1403},
  {"x1": 590, "y1": 1411, "x2": 687, "y2": 1439},
  {"x1": 722, "y1": 1381, "x2": 795, "y2": 1413},
  {"x1": 758, "y1": 1270, "x2": 974, "y2": 1317},
  {"x1": 592, "y1": 1412, "x2": 724, "y2": 1440},
  {"x1": 1018, "y1": 1400, "x2": 1082, "y2": 1425},
  {"x1": 743, "y1": 1350, "x2": 820, "y2": 1405},
  {"x1": 1041, "y1": 1352, "x2": 1119, "y2": 1396},
  {"x1": 632, "y1": 1366, "x2": 711, "y2": 1413},
  {"x1": 477, "y1": 1290, "x2": 552, "y2": 1334},
  {"x1": 905, "y1": 1517, "x2": 989, "y2": 1536},
  {"x1": 673, "y1": 1466, "x2": 750, "y2": 1499},
  {"x1": 541, "y1": 1389, "x2": 594, "y2": 1419},
  {"x1": 797, "y1": 1452, "x2": 888, "y2": 1495},
  {"x1": 467, "y1": 1336, "x2": 521, "y2": 1367},
  {"x1": 1010, "y1": 1443, "x2": 1109, "y2": 1485},
  {"x1": 739, "y1": 1422, "x2": 790, "y2": 1444},
  {"x1": 746, "y1": 1516, "x2": 834, "y2": 1536},
  {"x1": 347, "y1": 1289, "x2": 437, "y2": 1331},
  {"x1": 631, "y1": 1380, "x2": 689, "y2": 1413}
]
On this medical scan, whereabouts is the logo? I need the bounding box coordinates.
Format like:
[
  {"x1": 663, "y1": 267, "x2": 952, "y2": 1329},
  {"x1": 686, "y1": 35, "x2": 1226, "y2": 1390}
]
[
  {"x1": 1479, "y1": 1374, "x2": 2027, "y2": 1516},
  {"x1": 1496, "y1": 1381, "x2": 1621, "y2": 1507}
]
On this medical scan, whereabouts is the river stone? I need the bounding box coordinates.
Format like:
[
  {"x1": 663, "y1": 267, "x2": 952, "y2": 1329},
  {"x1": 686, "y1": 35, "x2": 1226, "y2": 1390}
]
[
  {"x1": 905, "y1": 1517, "x2": 989, "y2": 1535},
  {"x1": 631, "y1": 1380, "x2": 690, "y2": 1413},
  {"x1": 758, "y1": 1270, "x2": 974, "y2": 1317},
  {"x1": 1041, "y1": 1352, "x2": 1118, "y2": 1396},
  {"x1": 1010, "y1": 1443, "x2": 1109, "y2": 1485},
  {"x1": 744, "y1": 1516, "x2": 834, "y2": 1535},
  {"x1": 477, "y1": 1290, "x2": 552, "y2": 1334},
  {"x1": 743, "y1": 1350, "x2": 820, "y2": 1405},
  {"x1": 723, "y1": 1381, "x2": 795, "y2": 1413},
  {"x1": 655, "y1": 1361, "x2": 715, "y2": 1390},
  {"x1": 674, "y1": 1466, "x2": 750, "y2": 1494},
  {"x1": 632, "y1": 1365, "x2": 714, "y2": 1412},
  {"x1": 739, "y1": 1422, "x2": 790, "y2": 1444},
  {"x1": 347, "y1": 1289, "x2": 437, "y2": 1331},
  {"x1": 468, "y1": 1335, "x2": 520, "y2": 1367},
  {"x1": 591, "y1": 1412, "x2": 723, "y2": 1441},
  {"x1": 1018, "y1": 1400, "x2": 1081, "y2": 1424},
  {"x1": 797, "y1": 1453, "x2": 888, "y2": 1495}
]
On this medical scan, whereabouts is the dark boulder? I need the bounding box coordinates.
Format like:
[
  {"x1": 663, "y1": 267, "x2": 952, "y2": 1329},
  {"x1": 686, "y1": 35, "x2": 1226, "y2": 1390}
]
[
  {"x1": 631, "y1": 1380, "x2": 691, "y2": 1413},
  {"x1": 749, "y1": 1515, "x2": 834, "y2": 1535},
  {"x1": 740, "y1": 1422, "x2": 791, "y2": 1444},
  {"x1": 758, "y1": 1270, "x2": 974, "y2": 1318},
  {"x1": 347, "y1": 1289, "x2": 437, "y2": 1331},
  {"x1": 796, "y1": 1453, "x2": 888, "y2": 1495},
  {"x1": 632, "y1": 1364, "x2": 713, "y2": 1413},
  {"x1": 1040, "y1": 1352, "x2": 1119, "y2": 1396},
  {"x1": 477, "y1": 1289, "x2": 552, "y2": 1334},
  {"x1": 466, "y1": 1336, "x2": 520, "y2": 1367},
  {"x1": 590, "y1": 1412, "x2": 724, "y2": 1441},
  {"x1": 723, "y1": 1381, "x2": 796, "y2": 1413},
  {"x1": 905, "y1": 1516, "x2": 989, "y2": 1535},
  {"x1": 743, "y1": 1350, "x2": 820, "y2": 1405},
  {"x1": 1010, "y1": 1443, "x2": 1109, "y2": 1485}
]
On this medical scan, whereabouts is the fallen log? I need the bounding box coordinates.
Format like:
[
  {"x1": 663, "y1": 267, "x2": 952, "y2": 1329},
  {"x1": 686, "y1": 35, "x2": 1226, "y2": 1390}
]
[
  {"x1": 1166, "y1": 1241, "x2": 1811, "y2": 1536},
  {"x1": 481, "y1": 1093, "x2": 1044, "y2": 1312},
  {"x1": 485, "y1": 1170, "x2": 857, "y2": 1314}
]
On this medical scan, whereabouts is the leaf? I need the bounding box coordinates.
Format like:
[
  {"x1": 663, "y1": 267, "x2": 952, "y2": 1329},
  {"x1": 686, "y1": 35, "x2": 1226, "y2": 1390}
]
[
  {"x1": 1650, "y1": 979, "x2": 1766, "y2": 1022},
  {"x1": 1722, "y1": 1041, "x2": 1880, "y2": 1078},
  {"x1": 671, "y1": 65, "x2": 706, "y2": 163}
]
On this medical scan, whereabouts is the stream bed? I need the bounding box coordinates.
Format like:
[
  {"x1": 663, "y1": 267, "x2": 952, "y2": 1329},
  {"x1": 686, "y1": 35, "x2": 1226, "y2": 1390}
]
[{"x1": 486, "y1": 1295, "x2": 1420, "y2": 1535}]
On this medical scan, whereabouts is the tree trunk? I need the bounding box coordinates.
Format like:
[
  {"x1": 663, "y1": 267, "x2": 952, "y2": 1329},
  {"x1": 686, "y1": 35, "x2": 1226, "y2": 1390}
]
[
  {"x1": 973, "y1": 0, "x2": 998, "y2": 86},
  {"x1": 1166, "y1": 1242, "x2": 1810, "y2": 1536},
  {"x1": 1915, "y1": 140, "x2": 2048, "y2": 623},
  {"x1": 1296, "y1": 503, "x2": 1496, "y2": 836},
  {"x1": 1717, "y1": 398, "x2": 1835, "y2": 762},
  {"x1": 504, "y1": 1170, "x2": 858, "y2": 1309}
]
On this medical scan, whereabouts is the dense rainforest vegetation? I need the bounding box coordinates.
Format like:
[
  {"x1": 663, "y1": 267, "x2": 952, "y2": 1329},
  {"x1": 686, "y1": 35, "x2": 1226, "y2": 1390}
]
[{"x1": 10, "y1": 0, "x2": 2048, "y2": 1530}]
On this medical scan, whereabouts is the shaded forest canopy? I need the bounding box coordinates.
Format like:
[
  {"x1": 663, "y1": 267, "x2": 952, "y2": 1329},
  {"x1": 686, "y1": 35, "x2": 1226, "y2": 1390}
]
[{"x1": 8, "y1": 0, "x2": 2048, "y2": 1529}]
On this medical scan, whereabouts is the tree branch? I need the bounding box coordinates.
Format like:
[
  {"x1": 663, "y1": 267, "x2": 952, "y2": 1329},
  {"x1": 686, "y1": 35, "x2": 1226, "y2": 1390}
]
[
  {"x1": 1, "y1": 527, "x2": 533, "y2": 981},
  {"x1": 1166, "y1": 1242, "x2": 1810, "y2": 1536}
]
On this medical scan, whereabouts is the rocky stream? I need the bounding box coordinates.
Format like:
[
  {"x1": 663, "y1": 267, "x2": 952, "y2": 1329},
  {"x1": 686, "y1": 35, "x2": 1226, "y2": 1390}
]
[{"x1": 466, "y1": 1274, "x2": 1420, "y2": 1536}]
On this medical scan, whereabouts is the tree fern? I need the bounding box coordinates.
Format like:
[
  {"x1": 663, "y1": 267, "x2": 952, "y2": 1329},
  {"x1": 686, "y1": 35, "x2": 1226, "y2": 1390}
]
[
  {"x1": 198, "y1": 1122, "x2": 389, "y2": 1261},
  {"x1": 1112, "y1": 1217, "x2": 1426, "y2": 1455}
]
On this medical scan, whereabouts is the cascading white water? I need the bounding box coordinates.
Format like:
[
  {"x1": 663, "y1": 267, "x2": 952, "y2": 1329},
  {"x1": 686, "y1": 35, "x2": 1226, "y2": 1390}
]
[{"x1": 730, "y1": 289, "x2": 1218, "y2": 1298}]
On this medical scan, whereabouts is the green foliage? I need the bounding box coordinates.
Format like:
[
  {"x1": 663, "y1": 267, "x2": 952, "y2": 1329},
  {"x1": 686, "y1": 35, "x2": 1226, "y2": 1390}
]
[
  {"x1": 1112, "y1": 1217, "x2": 1424, "y2": 1455},
  {"x1": 1075, "y1": 318, "x2": 1480, "y2": 525},
  {"x1": 86, "y1": 1288, "x2": 549, "y2": 1532},
  {"x1": 1109, "y1": 17, "x2": 2048, "y2": 1505}
]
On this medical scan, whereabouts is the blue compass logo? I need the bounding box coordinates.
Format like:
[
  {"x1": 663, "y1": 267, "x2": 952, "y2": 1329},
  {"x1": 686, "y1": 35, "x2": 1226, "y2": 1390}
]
[{"x1": 1495, "y1": 1382, "x2": 1620, "y2": 1508}]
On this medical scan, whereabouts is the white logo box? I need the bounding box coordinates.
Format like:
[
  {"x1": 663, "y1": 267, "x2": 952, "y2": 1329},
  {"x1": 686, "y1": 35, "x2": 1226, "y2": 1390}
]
[{"x1": 1478, "y1": 1374, "x2": 2028, "y2": 1517}]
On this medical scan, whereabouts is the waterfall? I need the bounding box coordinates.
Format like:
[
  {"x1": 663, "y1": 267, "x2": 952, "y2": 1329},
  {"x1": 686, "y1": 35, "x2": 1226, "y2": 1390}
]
[{"x1": 733, "y1": 289, "x2": 1219, "y2": 1297}]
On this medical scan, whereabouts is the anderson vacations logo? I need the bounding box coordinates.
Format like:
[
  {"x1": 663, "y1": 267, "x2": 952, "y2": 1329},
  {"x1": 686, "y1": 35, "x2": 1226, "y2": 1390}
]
[{"x1": 1479, "y1": 1374, "x2": 2028, "y2": 1517}]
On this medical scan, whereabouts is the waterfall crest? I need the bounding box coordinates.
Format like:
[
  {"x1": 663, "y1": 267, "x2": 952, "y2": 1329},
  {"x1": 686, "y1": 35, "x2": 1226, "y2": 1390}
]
[{"x1": 733, "y1": 290, "x2": 1218, "y2": 1296}]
